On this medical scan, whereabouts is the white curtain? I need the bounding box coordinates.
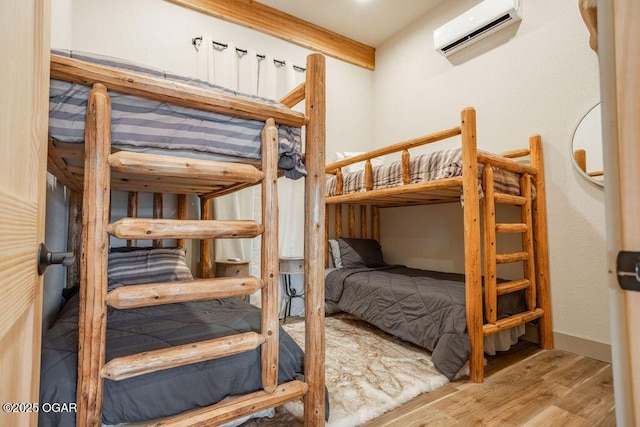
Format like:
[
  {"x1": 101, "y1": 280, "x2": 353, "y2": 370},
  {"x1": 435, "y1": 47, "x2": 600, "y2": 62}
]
[{"x1": 196, "y1": 35, "x2": 306, "y2": 309}]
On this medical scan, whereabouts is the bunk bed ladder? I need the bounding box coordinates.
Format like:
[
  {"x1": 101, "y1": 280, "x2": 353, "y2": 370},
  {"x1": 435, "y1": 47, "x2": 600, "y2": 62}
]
[
  {"x1": 77, "y1": 83, "x2": 306, "y2": 425},
  {"x1": 482, "y1": 164, "x2": 543, "y2": 334}
]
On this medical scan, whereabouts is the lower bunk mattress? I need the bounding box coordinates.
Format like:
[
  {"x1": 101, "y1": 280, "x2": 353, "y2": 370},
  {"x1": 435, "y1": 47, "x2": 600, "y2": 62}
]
[
  {"x1": 325, "y1": 266, "x2": 525, "y2": 380},
  {"x1": 39, "y1": 294, "x2": 316, "y2": 426}
]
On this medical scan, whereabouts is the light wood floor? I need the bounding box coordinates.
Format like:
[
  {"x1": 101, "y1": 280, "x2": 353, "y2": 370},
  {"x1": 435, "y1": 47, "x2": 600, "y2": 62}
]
[{"x1": 363, "y1": 341, "x2": 615, "y2": 427}]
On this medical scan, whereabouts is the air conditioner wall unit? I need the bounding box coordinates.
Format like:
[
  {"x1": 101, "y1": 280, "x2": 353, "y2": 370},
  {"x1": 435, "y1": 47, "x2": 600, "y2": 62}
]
[{"x1": 433, "y1": 0, "x2": 522, "y2": 57}]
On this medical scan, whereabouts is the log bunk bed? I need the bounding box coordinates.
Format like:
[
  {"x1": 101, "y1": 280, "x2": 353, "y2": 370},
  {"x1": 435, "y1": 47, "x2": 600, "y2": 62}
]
[
  {"x1": 324, "y1": 107, "x2": 553, "y2": 383},
  {"x1": 41, "y1": 51, "x2": 326, "y2": 426}
]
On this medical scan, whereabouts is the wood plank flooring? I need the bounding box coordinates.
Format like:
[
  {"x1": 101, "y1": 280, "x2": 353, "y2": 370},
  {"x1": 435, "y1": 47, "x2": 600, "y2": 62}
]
[{"x1": 363, "y1": 340, "x2": 615, "y2": 427}]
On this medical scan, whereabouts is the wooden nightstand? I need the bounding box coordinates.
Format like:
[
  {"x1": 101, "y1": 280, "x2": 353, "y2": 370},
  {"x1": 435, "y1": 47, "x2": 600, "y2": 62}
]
[
  {"x1": 215, "y1": 258, "x2": 249, "y2": 278},
  {"x1": 215, "y1": 258, "x2": 250, "y2": 302}
]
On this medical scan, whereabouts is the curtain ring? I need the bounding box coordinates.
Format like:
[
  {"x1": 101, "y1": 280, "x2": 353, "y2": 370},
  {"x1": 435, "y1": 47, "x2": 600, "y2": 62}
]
[{"x1": 192, "y1": 36, "x2": 203, "y2": 51}]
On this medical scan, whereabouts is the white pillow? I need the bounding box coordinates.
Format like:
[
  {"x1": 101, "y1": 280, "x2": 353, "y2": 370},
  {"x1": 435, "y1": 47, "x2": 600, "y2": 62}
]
[
  {"x1": 336, "y1": 151, "x2": 385, "y2": 174},
  {"x1": 328, "y1": 239, "x2": 343, "y2": 269}
]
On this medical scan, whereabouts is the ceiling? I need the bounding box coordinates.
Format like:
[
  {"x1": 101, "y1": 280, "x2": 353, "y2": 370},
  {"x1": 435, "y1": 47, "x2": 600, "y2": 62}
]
[{"x1": 257, "y1": 0, "x2": 447, "y2": 47}]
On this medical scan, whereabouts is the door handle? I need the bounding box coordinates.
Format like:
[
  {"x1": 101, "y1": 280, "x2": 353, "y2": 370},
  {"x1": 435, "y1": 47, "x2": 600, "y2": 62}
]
[
  {"x1": 37, "y1": 243, "x2": 75, "y2": 276},
  {"x1": 617, "y1": 251, "x2": 640, "y2": 292}
]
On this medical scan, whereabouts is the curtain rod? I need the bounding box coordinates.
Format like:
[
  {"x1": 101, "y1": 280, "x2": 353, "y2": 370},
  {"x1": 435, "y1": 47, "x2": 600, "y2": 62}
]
[{"x1": 191, "y1": 37, "x2": 306, "y2": 72}]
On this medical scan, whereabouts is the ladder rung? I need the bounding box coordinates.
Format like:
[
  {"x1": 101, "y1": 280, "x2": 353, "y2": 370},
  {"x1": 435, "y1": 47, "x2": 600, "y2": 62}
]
[
  {"x1": 102, "y1": 332, "x2": 265, "y2": 381},
  {"x1": 107, "y1": 218, "x2": 263, "y2": 240},
  {"x1": 147, "y1": 380, "x2": 308, "y2": 425},
  {"x1": 497, "y1": 279, "x2": 531, "y2": 295},
  {"x1": 496, "y1": 251, "x2": 529, "y2": 264},
  {"x1": 106, "y1": 277, "x2": 263, "y2": 309},
  {"x1": 494, "y1": 193, "x2": 527, "y2": 206},
  {"x1": 483, "y1": 309, "x2": 544, "y2": 335},
  {"x1": 495, "y1": 223, "x2": 528, "y2": 233},
  {"x1": 109, "y1": 151, "x2": 264, "y2": 184}
]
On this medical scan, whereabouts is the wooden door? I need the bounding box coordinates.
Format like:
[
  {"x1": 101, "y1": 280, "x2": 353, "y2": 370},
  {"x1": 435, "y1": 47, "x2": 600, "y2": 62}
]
[
  {"x1": 0, "y1": 1, "x2": 50, "y2": 426},
  {"x1": 599, "y1": 0, "x2": 640, "y2": 425}
]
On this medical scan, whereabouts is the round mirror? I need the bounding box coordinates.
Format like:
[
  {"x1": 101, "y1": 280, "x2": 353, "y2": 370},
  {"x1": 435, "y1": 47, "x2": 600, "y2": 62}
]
[{"x1": 572, "y1": 103, "x2": 604, "y2": 187}]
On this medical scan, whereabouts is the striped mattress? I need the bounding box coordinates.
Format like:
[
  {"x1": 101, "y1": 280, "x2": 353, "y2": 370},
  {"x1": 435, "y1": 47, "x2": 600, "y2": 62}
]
[
  {"x1": 326, "y1": 148, "x2": 532, "y2": 199},
  {"x1": 48, "y1": 50, "x2": 306, "y2": 179}
]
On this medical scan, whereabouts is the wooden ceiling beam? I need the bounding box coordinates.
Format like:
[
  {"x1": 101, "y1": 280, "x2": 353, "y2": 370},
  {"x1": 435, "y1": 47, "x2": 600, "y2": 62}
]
[{"x1": 165, "y1": 0, "x2": 376, "y2": 70}]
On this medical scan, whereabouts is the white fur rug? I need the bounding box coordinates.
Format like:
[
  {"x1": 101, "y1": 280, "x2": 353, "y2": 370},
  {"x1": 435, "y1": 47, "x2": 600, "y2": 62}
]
[{"x1": 247, "y1": 315, "x2": 457, "y2": 426}]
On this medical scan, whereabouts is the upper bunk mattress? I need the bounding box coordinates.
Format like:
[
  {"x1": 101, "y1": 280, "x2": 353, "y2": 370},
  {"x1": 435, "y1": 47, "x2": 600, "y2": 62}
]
[
  {"x1": 326, "y1": 148, "x2": 532, "y2": 198},
  {"x1": 49, "y1": 50, "x2": 306, "y2": 179}
]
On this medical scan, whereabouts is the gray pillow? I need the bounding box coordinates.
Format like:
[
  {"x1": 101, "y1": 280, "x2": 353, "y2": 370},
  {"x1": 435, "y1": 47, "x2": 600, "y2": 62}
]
[
  {"x1": 108, "y1": 247, "x2": 193, "y2": 290},
  {"x1": 337, "y1": 238, "x2": 385, "y2": 269}
]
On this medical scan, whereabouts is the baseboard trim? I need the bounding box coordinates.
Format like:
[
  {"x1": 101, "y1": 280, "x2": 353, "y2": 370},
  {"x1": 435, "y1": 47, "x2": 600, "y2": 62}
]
[{"x1": 522, "y1": 324, "x2": 612, "y2": 363}]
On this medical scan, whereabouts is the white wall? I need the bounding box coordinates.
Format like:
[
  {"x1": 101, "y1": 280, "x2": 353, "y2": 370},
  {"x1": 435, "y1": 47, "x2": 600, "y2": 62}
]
[
  {"x1": 50, "y1": 0, "x2": 72, "y2": 48},
  {"x1": 42, "y1": 179, "x2": 69, "y2": 332},
  {"x1": 55, "y1": 0, "x2": 374, "y2": 157},
  {"x1": 372, "y1": 0, "x2": 610, "y2": 352}
]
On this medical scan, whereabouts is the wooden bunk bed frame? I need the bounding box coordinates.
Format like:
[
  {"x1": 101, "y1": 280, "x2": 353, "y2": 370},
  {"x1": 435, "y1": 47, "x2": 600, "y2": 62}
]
[
  {"x1": 324, "y1": 107, "x2": 553, "y2": 383},
  {"x1": 47, "y1": 53, "x2": 326, "y2": 426}
]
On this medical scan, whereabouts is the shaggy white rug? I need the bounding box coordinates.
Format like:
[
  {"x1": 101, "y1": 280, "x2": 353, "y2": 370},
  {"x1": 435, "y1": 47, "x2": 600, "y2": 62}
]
[{"x1": 248, "y1": 315, "x2": 458, "y2": 426}]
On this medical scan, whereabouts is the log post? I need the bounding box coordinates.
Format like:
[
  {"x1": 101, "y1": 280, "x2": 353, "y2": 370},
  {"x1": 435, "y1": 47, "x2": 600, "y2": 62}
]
[
  {"x1": 372, "y1": 206, "x2": 380, "y2": 242},
  {"x1": 365, "y1": 159, "x2": 373, "y2": 191},
  {"x1": 304, "y1": 53, "x2": 326, "y2": 425},
  {"x1": 66, "y1": 190, "x2": 82, "y2": 288},
  {"x1": 530, "y1": 135, "x2": 553, "y2": 349},
  {"x1": 127, "y1": 191, "x2": 138, "y2": 247},
  {"x1": 520, "y1": 173, "x2": 537, "y2": 312},
  {"x1": 177, "y1": 194, "x2": 187, "y2": 249},
  {"x1": 199, "y1": 197, "x2": 212, "y2": 278},
  {"x1": 77, "y1": 83, "x2": 111, "y2": 426},
  {"x1": 460, "y1": 107, "x2": 484, "y2": 383},
  {"x1": 482, "y1": 165, "x2": 497, "y2": 324},
  {"x1": 574, "y1": 148, "x2": 587, "y2": 173},
  {"x1": 261, "y1": 119, "x2": 279, "y2": 393},
  {"x1": 153, "y1": 193, "x2": 163, "y2": 248},
  {"x1": 348, "y1": 206, "x2": 356, "y2": 238},
  {"x1": 402, "y1": 149, "x2": 411, "y2": 185}
]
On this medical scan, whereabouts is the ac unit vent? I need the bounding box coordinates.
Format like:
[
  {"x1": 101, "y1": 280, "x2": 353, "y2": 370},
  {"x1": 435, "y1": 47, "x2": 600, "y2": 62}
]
[
  {"x1": 440, "y1": 13, "x2": 513, "y2": 55},
  {"x1": 434, "y1": 0, "x2": 522, "y2": 57}
]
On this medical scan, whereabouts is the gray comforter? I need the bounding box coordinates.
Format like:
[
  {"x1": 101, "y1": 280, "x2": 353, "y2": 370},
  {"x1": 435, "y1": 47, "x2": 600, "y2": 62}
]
[
  {"x1": 39, "y1": 294, "x2": 315, "y2": 426},
  {"x1": 325, "y1": 266, "x2": 525, "y2": 380}
]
